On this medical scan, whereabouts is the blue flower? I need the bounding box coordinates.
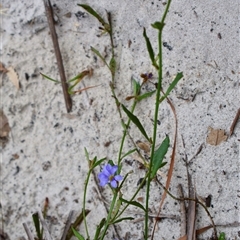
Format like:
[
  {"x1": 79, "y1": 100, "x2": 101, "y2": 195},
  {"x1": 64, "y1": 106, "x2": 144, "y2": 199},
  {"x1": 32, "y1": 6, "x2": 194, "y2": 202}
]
[{"x1": 98, "y1": 164, "x2": 123, "y2": 188}]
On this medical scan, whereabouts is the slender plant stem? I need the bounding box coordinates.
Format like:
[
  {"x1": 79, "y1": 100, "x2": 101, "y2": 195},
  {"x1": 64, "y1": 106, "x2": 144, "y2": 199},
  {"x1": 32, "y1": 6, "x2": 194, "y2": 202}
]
[
  {"x1": 115, "y1": 173, "x2": 149, "y2": 220},
  {"x1": 99, "y1": 192, "x2": 118, "y2": 240},
  {"x1": 144, "y1": 1, "x2": 172, "y2": 238},
  {"x1": 82, "y1": 169, "x2": 92, "y2": 239}
]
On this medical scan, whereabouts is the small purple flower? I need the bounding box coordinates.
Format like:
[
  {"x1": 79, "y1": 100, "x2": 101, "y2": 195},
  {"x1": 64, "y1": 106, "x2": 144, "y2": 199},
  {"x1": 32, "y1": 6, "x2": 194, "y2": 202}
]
[
  {"x1": 98, "y1": 164, "x2": 123, "y2": 188},
  {"x1": 147, "y1": 72, "x2": 153, "y2": 79}
]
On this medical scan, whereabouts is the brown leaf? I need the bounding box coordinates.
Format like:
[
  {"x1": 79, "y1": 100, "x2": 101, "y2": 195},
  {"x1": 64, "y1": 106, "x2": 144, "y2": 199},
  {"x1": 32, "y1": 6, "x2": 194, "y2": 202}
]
[
  {"x1": 136, "y1": 140, "x2": 150, "y2": 153},
  {"x1": 0, "y1": 62, "x2": 8, "y2": 73},
  {"x1": 6, "y1": 66, "x2": 19, "y2": 89},
  {"x1": 206, "y1": 127, "x2": 228, "y2": 145},
  {"x1": 0, "y1": 110, "x2": 11, "y2": 138}
]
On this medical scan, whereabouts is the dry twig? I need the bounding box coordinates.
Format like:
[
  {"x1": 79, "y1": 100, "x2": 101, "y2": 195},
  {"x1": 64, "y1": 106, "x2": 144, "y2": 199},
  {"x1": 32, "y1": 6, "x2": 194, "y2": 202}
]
[{"x1": 43, "y1": 0, "x2": 72, "y2": 112}]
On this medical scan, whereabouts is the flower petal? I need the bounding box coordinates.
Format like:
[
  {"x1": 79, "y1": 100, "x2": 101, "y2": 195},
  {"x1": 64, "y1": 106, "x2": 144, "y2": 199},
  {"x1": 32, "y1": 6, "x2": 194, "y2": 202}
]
[
  {"x1": 110, "y1": 180, "x2": 117, "y2": 188},
  {"x1": 102, "y1": 164, "x2": 112, "y2": 176},
  {"x1": 98, "y1": 172, "x2": 109, "y2": 186},
  {"x1": 105, "y1": 164, "x2": 118, "y2": 175},
  {"x1": 114, "y1": 175, "x2": 123, "y2": 181},
  {"x1": 109, "y1": 165, "x2": 118, "y2": 175}
]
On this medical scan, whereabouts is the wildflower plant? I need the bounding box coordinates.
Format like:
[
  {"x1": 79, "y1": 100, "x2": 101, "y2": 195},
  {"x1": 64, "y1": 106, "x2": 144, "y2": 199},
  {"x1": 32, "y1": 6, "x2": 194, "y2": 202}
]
[
  {"x1": 33, "y1": 0, "x2": 226, "y2": 239},
  {"x1": 69, "y1": 1, "x2": 183, "y2": 239}
]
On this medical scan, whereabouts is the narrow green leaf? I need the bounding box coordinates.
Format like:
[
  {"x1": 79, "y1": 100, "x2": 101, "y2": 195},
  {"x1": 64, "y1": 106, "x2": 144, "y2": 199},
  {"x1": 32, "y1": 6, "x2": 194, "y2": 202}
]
[
  {"x1": 32, "y1": 213, "x2": 42, "y2": 240},
  {"x1": 67, "y1": 73, "x2": 84, "y2": 83},
  {"x1": 92, "y1": 157, "x2": 106, "y2": 169},
  {"x1": 120, "y1": 148, "x2": 137, "y2": 160},
  {"x1": 66, "y1": 210, "x2": 90, "y2": 240},
  {"x1": 122, "y1": 104, "x2": 150, "y2": 142},
  {"x1": 94, "y1": 218, "x2": 106, "y2": 239},
  {"x1": 151, "y1": 21, "x2": 164, "y2": 30},
  {"x1": 132, "y1": 77, "x2": 141, "y2": 96},
  {"x1": 40, "y1": 73, "x2": 60, "y2": 83},
  {"x1": 151, "y1": 135, "x2": 170, "y2": 179},
  {"x1": 111, "y1": 198, "x2": 122, "y2": 220},
  {"x1": 111, "y1": 217, "x2": 134, "y2": 224},
  {"x1": 91, "y1": 46, "x2": 109, "y2": 68},
  {"x1": 109, "y1": 57, "x2": 116, "y2": 75},
  {"x1": 143, "y1": 28, "x2": 155, "y2": 64},
  {"x1": 159, "y1": 72, "x2": 183, "y2": 103},
  {"x1": 84, "y1": 147, "x2": 90, "y2": 161},
  {"x1": 78, "y1": 4, "x2": 107, "y2": 28},
  {"x1": 67, "y1": 70, "x2": 90, "y2": 94},
  {"x1": 120, "y1": 198, "x2": 146, "y2": 212},
  {"x1": 136, "y1": 90, "x2": 156, "y2": 101},
  {"x1": 71, "y1": 227, "x2": 85, "y2": 240}
]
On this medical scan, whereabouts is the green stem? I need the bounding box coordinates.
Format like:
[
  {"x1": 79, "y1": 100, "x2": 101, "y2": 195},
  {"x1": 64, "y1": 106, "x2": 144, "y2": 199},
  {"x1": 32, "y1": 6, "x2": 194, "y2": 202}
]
[
  {"x1": 99, "y1": 191, "x2": 118, "y2": 240},
  {"x1": 114, "y1": 173, "x2": 149, "y2": 220},
  {"x1": 144, "y1": 1, "x2": 172, "y2": 238},
  {"x1": 82, "y1": 169, "x2": 92, "y2": 239},
  {"x1": 117, "y1": 100, "x2": 137, "y2": 167}
]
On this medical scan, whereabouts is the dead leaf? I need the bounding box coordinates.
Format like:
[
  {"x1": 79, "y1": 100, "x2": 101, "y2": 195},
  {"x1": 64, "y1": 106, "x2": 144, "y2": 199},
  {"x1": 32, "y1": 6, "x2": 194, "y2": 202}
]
[
  {"x1": 206, "y1": 127, "x2": 228, "y2": 145},
  {"x1": 136, "y1": 140, "x2": 150, "y2": 153},
  {"x1": 0, "y1": 62, "x2": 8, "y2": 73},
  {"x1": 0, "y1": 110, "x2": 11, "y2": 138},
  {"x1": 6, "y1": 66, "x2": 19, "y2": 89}
]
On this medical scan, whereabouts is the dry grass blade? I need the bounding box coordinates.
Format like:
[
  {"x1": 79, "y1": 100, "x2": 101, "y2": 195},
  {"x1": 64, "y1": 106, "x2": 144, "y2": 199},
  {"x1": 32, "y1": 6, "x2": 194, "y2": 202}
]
[
  {"x1": 229, "y1": 108, "x2": 240, "y2": 136},
  {"x1": 60, "y1": 210, "x2": 74, "y2": 240},
  {"x1": 178, "y1": 184, "x2": 187, "y2": 237},
  {"x1": 186, "y1": 176, "x2": 196, "y2": 240},
  {"x1": 23, "y1": 223, "x2": 34, "y2": 240},
  {"x1": 38, "y1": 210, "x2": 52, "y2": 240}
]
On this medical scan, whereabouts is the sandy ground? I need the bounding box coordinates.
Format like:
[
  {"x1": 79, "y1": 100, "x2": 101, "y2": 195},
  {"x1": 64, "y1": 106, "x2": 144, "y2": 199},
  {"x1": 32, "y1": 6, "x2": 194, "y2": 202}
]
[{"x1": 1, "y1": 0, "x2": 239, "y2": 239}]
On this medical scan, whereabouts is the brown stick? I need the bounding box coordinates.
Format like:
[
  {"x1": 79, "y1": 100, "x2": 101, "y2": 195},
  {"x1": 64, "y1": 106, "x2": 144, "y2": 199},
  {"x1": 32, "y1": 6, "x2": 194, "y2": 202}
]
[
  {"x1": 229, "y1": 108, "x2": 240, "y2": 136},
  {"x1": 43, "y1": 0, "x2": 72, "y2": 112}
]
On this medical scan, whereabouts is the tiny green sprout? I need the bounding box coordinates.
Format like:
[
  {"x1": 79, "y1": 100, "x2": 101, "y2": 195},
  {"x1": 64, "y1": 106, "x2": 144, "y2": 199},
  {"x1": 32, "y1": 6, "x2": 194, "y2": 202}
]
[
  {"x1": 218, "y1": 232, "x2": 225, "y2": 240},
  {"x1": 41, "y1": 68, "x2": 96, "y2": 95}
]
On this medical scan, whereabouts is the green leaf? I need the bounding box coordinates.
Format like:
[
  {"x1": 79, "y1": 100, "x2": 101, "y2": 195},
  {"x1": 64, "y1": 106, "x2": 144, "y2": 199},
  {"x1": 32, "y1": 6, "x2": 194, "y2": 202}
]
[
  {"x1": 159, "y1": 72, "x2": 183, "y2": 103},
  {"x1": 109, "y1": 57, "x2": 116, "y2": 75},
  {"x1": 92, "y1": 157, "x2": 106, "y2": 169},
  {"x1": 132, "y1": 77, "x2": 141, "y2": 96},
  {"x1": 67, "y1": 73, "x2": 85, "y2": 83},
  {"x1": 136, "y1": 90, "x2": 156, "y2": 101},
  {"x1": 40, "y1": 73, "x2": 60, "y2": 83},
  {"x1": 78, "y1": 4, "x2": 108, "y2": 29},
  {"x1": 120, "y1": 198, "x2": 146, "y2": 212},
  {"x1": 218, "y1": 232, "x2": 225, "y2": 240},
  {"x1": 111, "y1": 217, "x2": 134, "y2": 224},
  {"x1": 32, "y1": 212, "x2": 42, "y2": 240},
  {"x1": 121, "y1": 104, "x2": 150, "y2": 142},
  {"x1": 151, "y1": 135, "x2": 170, "y2": 179},
  {"x1": 67, "y1": 70, "x2": 91, "y2": 94},
  {"x1": 151, "y1": 21, "x2": 164, "y2": 30},
  {"x1": 120, "y1": 148, "x2": 137, "y2": 160},
  {"x1": 91, "y1": 46, "x2": 109, "y2": 67},
  {"x1": 71, "y1": 227, "x2": 85, "y2": 240},
  {"x1": 94, "y1": 218, "x2": 106, "y2": 239},
  {"x1": 84, "y1": 147, "x2": 90, "y2": 161},
  {"x1": 143, "y1": 28, "x2": 155, "y2": 65}
]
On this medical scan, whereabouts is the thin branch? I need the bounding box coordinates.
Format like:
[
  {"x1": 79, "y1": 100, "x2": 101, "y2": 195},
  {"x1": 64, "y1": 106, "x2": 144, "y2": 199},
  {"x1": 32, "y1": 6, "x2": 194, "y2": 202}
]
[
  {"x1": 43, "y1": 0, "x2": 72, "y2": 112},
  {"x1": 229, "y1": 108, "x2": 240, "y2": 136}
]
